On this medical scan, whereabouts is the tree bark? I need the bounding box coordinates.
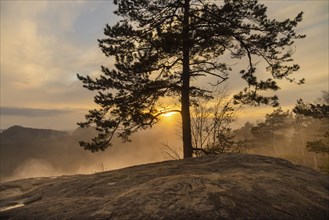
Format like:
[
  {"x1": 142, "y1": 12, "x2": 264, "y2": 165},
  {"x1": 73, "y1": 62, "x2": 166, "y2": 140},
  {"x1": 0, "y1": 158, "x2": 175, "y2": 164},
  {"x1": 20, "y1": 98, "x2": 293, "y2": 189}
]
[{"x1": 181, "y1": 0, "x2": 193, "y2": 158}]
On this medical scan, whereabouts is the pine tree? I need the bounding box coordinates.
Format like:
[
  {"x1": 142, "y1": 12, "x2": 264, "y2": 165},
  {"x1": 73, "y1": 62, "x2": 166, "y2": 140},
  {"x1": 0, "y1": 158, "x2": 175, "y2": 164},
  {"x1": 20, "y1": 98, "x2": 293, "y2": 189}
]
[
  {"x1": 78, "y1": 0, "x2": 305, "y2": 158},
  {"x1": 293, "y1": 91, "x2": 329, "y2": 155},
  {"x1": 250, "y1": 108, "x2": 292, "y2": 155}
]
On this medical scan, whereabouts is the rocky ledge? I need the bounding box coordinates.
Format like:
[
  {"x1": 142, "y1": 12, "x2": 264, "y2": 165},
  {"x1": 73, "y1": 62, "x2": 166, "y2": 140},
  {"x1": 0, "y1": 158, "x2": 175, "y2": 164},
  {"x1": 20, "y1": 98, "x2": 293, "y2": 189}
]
[{"x1": 0, "y1": 154, "x2": 328, "y2": 219}]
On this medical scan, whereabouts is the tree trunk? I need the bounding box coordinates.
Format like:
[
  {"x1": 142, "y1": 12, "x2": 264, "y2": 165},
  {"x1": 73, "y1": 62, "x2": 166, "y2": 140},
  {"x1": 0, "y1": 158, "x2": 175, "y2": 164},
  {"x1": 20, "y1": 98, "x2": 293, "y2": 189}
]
[{"x1": 181, "y1": 0, "x2": 193, "y2": 158}]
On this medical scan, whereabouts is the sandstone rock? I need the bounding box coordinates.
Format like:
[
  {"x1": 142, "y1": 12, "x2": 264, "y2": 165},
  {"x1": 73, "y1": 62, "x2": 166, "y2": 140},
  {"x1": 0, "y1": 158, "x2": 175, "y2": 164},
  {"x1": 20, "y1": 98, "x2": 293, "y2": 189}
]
[{"x1": 0, "y1": 154, "x2": 328, "y2": 219}]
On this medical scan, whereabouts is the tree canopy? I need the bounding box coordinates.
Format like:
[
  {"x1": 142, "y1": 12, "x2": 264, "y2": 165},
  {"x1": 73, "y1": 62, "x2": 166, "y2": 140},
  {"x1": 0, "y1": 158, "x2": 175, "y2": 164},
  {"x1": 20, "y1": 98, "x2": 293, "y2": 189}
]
[
  {"x1": 294, "y1": 91, "x2": 329, "y2": 119},
  {"x1": 77, "y1": 0, "x2": 305, "y2": 158},
  {"x1": 293, "y1": 91, "x2": 329, "y2": 155}
]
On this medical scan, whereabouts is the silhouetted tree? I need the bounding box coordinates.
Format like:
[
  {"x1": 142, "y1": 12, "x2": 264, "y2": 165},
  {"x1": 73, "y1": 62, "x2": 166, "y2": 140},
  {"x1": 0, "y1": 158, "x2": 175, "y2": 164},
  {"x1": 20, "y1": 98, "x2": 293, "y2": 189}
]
[
  {"x1": 294, "y1": 91, "x2": 329, "y2": 119},
  {"x1": 293, "y1": 91, "x2": 329, "y2": 172},
  {"x1": 232, "y1": 122, "x2": 255, "y2": 150},
  {"x1": 250, "y1": 108, "x2": 292, "y2": 155},
  {"x1": 290, "y1": 113, "x2": 316, "y2": 165},
  {"x1": 191, "y1": 88, "x2": 241, "y2": 156},
  {"x1": 78, "y1": 0, "x2": 305, "y2": 158}
]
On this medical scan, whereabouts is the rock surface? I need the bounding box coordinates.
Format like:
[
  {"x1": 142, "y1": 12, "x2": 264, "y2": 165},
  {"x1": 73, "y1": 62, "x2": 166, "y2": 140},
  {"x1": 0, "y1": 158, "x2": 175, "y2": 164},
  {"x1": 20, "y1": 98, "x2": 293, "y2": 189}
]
[{"x1": 0, "y1": 154, "x2": 328, "y2": 219}]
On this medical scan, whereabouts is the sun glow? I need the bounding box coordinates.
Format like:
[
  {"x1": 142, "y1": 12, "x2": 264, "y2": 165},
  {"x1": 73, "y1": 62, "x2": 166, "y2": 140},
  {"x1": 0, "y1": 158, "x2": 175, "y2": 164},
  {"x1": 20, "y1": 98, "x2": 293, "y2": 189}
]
[{"x1": 161, "y1": 112, "x2": 178, "y2": 117}]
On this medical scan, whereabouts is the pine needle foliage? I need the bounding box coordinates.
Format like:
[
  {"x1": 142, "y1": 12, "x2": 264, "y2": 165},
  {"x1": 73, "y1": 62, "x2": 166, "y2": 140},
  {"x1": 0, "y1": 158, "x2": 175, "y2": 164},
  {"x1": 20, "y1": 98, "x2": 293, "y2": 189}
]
[{"x1": 78, "y1": 0, "x2": 305, "y2": 157}]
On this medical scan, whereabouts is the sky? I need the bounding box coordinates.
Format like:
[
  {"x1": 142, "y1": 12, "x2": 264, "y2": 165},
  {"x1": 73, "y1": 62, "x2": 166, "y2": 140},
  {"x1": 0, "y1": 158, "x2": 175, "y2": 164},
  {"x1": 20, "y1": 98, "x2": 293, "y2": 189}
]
[{"x1": 1, "y1": 0, "x2": 328, "y2": 131}]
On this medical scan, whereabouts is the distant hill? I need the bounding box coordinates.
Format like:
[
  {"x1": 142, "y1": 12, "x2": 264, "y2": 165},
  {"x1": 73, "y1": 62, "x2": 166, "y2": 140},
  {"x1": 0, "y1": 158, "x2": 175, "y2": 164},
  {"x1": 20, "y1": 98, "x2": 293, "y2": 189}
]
[
  {"x1": 0, "y1": 125, "x2": 167, "y2": 182},
  {"x1": 1, "y1": 125, "x2": 67, "y2": 140},
  {"x1": 0, "y1": 154, "x2": 328, "y2": 219},
  {"x1": 0, "y1": 126, "x2": 97, "y2": 182}
]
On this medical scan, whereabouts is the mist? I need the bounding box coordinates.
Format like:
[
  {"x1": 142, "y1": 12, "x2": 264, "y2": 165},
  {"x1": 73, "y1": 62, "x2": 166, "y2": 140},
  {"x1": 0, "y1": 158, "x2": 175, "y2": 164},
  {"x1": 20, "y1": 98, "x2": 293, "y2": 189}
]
[
  {"x1": 0, "y1": 121, "x2": 182, "y2": 183},
  {"x1": 231, "y1": 110, "x2": 329, "y2": 173},
  {"x1": 1, "y1": 107, "x2": 328, "y2": 183}
]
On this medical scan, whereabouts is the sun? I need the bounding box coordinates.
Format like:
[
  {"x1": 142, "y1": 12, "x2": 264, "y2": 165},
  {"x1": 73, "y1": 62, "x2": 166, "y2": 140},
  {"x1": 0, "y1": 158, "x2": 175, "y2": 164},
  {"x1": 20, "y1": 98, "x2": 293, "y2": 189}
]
[{"x1": 161, "y1": 112, "x2": 178, "y2": 117}]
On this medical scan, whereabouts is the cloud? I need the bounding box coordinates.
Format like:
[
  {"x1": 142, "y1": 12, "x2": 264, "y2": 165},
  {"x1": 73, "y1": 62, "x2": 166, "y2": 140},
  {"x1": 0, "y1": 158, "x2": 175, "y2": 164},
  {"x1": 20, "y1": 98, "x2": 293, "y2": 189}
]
[
  {"x1": 0, "y1": 107, "x2": 75, "y2": 117},
  {"x1": 0, "y1": 106, "x2": 88, "y2": 131},
  {"x1": 0, "y1": 0, "x2": 116, "y2": 109}
]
